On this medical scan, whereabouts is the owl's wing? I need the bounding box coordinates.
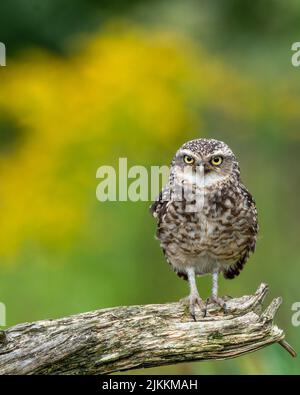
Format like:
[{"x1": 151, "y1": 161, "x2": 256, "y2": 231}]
[
  {"x1": 240, "y1": 184, "x2": 259, "y2": 235},
  {"x1": 149, "y1": 187, "x2": 170, "y2": 220},
  {"x1": 223, "y1": 184, "x2": 258, "y2": 279}
]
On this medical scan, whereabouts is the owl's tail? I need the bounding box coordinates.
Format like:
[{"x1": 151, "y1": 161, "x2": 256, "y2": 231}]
[{"x1": 223, "y1": 255, "x2": 248, "y2": 279}]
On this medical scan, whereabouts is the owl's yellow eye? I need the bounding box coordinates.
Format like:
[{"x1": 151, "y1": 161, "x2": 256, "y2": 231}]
[
  {"x1": 211, "y1": 156, "x2": 223, "y2": 166},
  {"x1": 183, "y1": 155, "x2": 195, "y2": 165}
]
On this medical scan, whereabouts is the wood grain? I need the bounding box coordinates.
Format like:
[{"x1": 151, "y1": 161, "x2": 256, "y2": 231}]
[{"x1": 0, "y1": 283, "x2": 293, "y2": 375}]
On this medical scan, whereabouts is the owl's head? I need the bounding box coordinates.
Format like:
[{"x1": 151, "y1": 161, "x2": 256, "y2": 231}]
[{"x1": 171, "y1": 138, "x2": 240, "y2": 187}]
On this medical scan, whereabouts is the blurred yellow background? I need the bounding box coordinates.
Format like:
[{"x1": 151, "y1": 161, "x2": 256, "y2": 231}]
[{"x1": 0, "y1": 0, "x2": 300, "y2": 374}]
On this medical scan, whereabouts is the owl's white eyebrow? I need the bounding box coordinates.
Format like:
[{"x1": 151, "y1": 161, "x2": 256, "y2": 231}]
[
  {"x1": 211, "y1": 151, "x2": 225, "y2": 156},
  {"x1": 178, "y1": 149, "x2": 198, "y2": 158}
]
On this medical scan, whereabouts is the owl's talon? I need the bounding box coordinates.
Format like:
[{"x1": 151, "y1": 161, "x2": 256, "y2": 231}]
[
  {"x1": 203, "y1": 298, "x2": 209, "y2": 317},
  {"x1": 206, "y1": 296, "x2": 227, "y2": 313},
  {"x1": 188, "y1": 294, "x2": 205, "y2": 321}
]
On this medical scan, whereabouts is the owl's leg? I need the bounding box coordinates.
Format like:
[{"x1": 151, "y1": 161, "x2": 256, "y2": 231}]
[
  {"x1": 206, "y1": 269, "x2": 227, "y2": 312},
  {"x1": 212, "y1": 269, "x2": 219, "y2": 299},
  {"x1": 185, "y1": 267, "x2": 205, "y2": 321}
]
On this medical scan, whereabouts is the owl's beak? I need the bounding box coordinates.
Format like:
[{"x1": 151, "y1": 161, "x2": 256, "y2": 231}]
[
  {"x1": 197, "y1": 162, "x2": 204, "y2": 168},
  {"x1": 196, "y1": 162, "x2": 205, "y2": 172},
  {"x1": 196, "y1": 163, "x2": 205, "y2": 184}
]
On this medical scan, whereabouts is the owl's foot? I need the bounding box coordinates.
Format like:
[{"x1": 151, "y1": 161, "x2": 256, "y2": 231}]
[
  {"x1": 204, "y1": 296, "x2": 227, "y2": 316},
  {"x1": 180, "y1": 294, "x2": 205, "y2": 321}
]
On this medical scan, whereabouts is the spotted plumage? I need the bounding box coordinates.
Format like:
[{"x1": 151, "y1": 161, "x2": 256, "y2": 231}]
[{"x1": 150, "y1": 138, "x2": 258, "y2": 319}]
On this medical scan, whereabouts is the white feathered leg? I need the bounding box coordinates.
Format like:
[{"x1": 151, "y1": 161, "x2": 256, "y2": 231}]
[
  {"x1": 186, "y1": 267, "x2": 205, "y2": 320},
  {"x1": 208, "y1": 269, "x2": 226, "y2": 311}
]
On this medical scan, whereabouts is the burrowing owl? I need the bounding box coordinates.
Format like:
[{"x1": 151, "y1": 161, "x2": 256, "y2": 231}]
[{"x1": 150, "y1": 138, "x2": 258, "y2": 320}]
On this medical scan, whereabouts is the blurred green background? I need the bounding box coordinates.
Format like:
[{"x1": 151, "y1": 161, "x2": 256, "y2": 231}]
[{"x1": 0, "y1": 0, "x2": 300, "y2": 374}]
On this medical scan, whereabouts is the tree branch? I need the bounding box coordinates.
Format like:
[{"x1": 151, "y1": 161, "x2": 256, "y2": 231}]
[{"x1": 0, "y1": 283, "x2": 295, "y2": 375}]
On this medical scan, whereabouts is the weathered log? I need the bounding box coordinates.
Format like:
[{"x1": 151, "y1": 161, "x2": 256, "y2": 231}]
[{"x1": 0, "y1": 283, "x2": 295, "y2": 375}]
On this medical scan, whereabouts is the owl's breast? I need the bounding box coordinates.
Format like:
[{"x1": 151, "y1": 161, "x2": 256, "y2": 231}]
[{"x1": 157, "y1": 185, "x2": 257, "y2": 269}]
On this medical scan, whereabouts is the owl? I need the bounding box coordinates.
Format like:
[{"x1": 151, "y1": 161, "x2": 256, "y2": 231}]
[{"x1": 150, "y1": 138, "x2": 258, "y2": 320}]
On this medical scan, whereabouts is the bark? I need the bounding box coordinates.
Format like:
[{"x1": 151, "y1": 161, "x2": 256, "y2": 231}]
[{"x1": 0, "y1": 283, "x2": 295, "y2": 375}]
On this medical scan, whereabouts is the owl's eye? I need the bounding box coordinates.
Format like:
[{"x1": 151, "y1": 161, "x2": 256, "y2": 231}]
[
  {"x1": 211, "y1": 156, "x2": 223, "y2": 166},
  {"x1": 183, "y1": 155, "x2": 195, "y2": 165}
]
